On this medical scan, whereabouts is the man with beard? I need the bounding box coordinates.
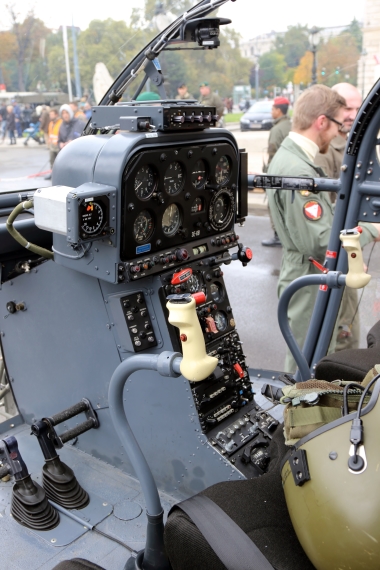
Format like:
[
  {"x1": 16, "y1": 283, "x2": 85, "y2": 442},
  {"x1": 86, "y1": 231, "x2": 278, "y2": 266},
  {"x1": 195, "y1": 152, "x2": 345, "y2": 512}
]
[
  {"x1": 266, "y1": 85, "x2": 380, "y2": 373},
  {"x1": 314, "y1": 83, "x2": 364, "y2": 352}
]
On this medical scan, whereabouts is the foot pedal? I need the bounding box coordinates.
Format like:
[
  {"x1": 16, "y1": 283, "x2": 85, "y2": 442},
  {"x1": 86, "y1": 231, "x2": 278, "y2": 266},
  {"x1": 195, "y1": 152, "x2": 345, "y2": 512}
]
[
  {"x1": 12, "y1": 475, "x2": 59, "y2": 530},
  {"x1": 31, "y1": 398, "x2": 98, "y2": 510},
  {"x1": 1, "y1": 436, "x2": 59, "y2": 530},
  {"x1": 42, "y1": 457, "x2": 89, "y2": 509}
]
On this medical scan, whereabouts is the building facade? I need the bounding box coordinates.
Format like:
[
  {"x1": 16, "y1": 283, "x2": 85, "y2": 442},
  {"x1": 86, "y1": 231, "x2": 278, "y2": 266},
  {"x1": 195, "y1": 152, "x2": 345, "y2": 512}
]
[{"x1": 357, "y1": 0, "x2": 380, "y2": 99}]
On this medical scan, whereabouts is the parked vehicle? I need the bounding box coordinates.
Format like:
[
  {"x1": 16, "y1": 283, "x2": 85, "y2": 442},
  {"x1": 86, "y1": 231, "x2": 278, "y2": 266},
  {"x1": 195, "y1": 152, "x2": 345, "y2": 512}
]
[{"x1": 240, "y1": 100, "x2": 274, "y2": 131}]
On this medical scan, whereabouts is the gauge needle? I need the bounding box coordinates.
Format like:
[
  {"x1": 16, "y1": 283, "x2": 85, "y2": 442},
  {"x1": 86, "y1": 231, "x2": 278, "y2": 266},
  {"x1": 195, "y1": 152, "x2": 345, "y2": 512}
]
[{"x1": 135, "y1": 181, "x2": 143, "y2": 190}]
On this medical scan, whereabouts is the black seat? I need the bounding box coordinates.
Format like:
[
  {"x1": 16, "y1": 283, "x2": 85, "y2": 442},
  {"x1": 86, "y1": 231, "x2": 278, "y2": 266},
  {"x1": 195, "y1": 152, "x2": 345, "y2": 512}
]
[
  {"x1": 52, "y1": 559, "x2": 105, "y2": 570},
  {"x1": 164, "y1": 428, "x2": 314, "y2": 570},
  {"x1": 316, "y1": 319, "x2": 380, "y2": 383}
]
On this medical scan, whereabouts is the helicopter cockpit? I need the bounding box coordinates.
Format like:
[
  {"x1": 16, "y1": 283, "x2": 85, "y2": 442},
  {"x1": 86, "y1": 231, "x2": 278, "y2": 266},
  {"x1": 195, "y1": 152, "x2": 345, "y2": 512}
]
[{"x1": 1, "y1": 1, "x2": 380, "y2": 569}]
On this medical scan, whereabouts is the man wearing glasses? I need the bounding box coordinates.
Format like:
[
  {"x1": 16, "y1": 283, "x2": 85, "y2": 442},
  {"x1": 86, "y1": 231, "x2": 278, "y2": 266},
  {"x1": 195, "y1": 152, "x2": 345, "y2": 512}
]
[
  {"x1": 266, "y1": 84, "x2": 380, "y2": 373},
  {"x1": 315, "y1": 83, "x2": 362, "y2": 182}
]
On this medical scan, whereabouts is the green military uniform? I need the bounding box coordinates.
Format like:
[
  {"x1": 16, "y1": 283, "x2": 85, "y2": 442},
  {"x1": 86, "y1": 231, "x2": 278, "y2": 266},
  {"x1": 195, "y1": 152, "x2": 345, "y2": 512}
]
[
  {"x1": 314, "y1": 135, "x2": 346, "y2": 180},
  {"x1": 315, "y1": 134, "x2": 360, "y2": 352},
  {"x1": 267, "y1": 115, "x2": 291, "y2": 166},
  {"x1": 264, "y1": 115, "x2": 291, "y2": 234},
  {"x1": 199, "y1": 92, "x2": 225, "y2": 118},
  {"x1": 267, "y1": 137, "x2": 377, "y2": 373}
]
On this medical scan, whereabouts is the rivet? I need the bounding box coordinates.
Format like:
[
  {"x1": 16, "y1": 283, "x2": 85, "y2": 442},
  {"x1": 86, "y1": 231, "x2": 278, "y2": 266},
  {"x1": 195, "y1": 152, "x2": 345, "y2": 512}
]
[
  {"x1": 329, "y1": 451, "x2": 338, "y2": 460},
  {"x1": 103, "y1": 502, "x2": 108, "y2": 506},
  {"x1": 51, "y1": 538, "x2": 57, "y2": 543}
]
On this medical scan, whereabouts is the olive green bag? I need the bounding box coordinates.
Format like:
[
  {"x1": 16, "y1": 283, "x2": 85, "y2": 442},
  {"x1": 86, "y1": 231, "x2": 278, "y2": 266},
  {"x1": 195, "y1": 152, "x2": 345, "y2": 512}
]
[{"x1": 280, "y1": 365, "x2": 380, "y2": 446}]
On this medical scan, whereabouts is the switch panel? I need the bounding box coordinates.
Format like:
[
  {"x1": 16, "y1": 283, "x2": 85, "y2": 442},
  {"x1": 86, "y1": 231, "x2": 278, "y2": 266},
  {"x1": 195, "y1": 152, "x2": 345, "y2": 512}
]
[{"x1": 121, "y1": 292, "x2": 157, "y2": 352}]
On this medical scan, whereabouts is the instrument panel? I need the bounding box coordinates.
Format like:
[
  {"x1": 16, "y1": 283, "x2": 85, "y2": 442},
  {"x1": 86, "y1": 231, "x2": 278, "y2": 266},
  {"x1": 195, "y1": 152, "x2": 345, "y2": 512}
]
[{"x1": 121, "y1": 143, "x2": 238, "y2": 265}]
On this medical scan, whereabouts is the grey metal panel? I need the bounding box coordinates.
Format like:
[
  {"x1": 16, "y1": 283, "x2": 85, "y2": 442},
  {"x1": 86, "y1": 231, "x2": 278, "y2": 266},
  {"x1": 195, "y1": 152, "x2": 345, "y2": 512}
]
[
  {"x1": 52, "y1": 134, "x2": 109, "y2": 187},
  {"x1": 0, "y1": 260, "x2": 121, "y2": 424}
]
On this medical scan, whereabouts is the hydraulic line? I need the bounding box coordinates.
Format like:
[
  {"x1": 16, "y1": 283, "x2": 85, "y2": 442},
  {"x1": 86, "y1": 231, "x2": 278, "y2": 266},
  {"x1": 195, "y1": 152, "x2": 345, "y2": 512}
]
[{"x1": 6, "y1": 200, "x2": 54, "y2": 260}]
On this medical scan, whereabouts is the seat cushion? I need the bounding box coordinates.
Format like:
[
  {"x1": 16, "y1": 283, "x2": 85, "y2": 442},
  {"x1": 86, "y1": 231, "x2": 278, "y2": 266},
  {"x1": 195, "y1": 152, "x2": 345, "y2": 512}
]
[
  {"x1": 316, "y1": 320, "x2": 380, "y2": 383},
  {"x1": 164, "y1": 429, "x2": 314, "y2": 570}
]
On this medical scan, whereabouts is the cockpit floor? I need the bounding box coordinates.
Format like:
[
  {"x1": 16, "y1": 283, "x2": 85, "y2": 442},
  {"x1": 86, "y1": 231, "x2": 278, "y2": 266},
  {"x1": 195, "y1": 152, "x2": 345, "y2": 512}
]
[{"x1": 0, "y1": 423, "x2": 176, "y2": 570}]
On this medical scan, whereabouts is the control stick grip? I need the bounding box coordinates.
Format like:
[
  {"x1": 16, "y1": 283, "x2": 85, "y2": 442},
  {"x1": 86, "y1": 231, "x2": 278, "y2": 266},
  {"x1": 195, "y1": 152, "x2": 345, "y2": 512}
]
[
  {"x1": 167, "y1": 297, "x2": 218, "y2": 382},
  {"x1": 340, "y1": 228, "x2": 371, "y2": 288}
]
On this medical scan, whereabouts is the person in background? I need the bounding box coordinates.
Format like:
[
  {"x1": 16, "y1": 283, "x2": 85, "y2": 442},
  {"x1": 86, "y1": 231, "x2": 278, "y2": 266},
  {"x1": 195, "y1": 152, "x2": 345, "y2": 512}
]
[
  {"x1": 83, "y1": 102, "x2": 92, "y2": 120},
  {"x1": 58, "y1": 104, "x2": 85, "y2": 150},
  {"x1": 45, "y1": 108, "x2": 62, "y2": 180},
  {"x1": 12, "y1": 101, "x2": 22, "y2": 137},
  {"x1": 314, "y1": 83, "x2": 363, "y2": 351},
  {"x1": 175, "y1": 82, "x2": 193, "y2": 100},
  {"x1": 199, "y1": 82, "x2": 225, "y2": 120},
  {"x1": 6, "y1": 105, "x2": 16, "y2": 145},
  {"x1": 262, "y1": 96, "x2": 292, "y2": 247},
  {"x1": 69, "y1": 101, "x2": 86, "y2": 121},
  {"x1": 0, "y1": 104, "x2": 7, "y2": 143},
  {"x1": 266, "y1": 84, "x2": 380, "y2": 373},
  {"x1": 39, "y1": 105, "x2": 50, "y2": 144},
  {"x1": 315, "y1": 83, "x2": 362, "y2": 185}
]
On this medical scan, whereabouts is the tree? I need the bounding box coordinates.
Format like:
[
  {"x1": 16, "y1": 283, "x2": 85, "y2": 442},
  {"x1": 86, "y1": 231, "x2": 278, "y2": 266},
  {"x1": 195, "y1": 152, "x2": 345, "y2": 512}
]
[
  {"x1": 345, "y1": 18, "x2": 362, "y2": 52},
  {"x1": 7, "y1": 5, "x2": 50, "y2": 91},
  {"x1": 293, "y1": 51, "x2": 312, "y2": 85},
  {"x1": 318, "y1": 35, "x2": 360, "y2": 86},
  {"x1": 0, "y1": 31, "x2": 17, "y2": 87},
  {"x1": 275, "y1": 25, "x2": 310, "y2": 68},
  {"x1": 258, "y1": 51, "x2": 287, "y2": 91}
]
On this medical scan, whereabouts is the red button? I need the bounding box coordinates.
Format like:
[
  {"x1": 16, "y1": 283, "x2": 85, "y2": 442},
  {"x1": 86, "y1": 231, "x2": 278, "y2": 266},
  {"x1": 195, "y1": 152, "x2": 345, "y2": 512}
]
[
  {"x1": 245, "y1": 248, "x2": 253, "y2": 260},
  {"x1": 192, "y1": 292, "x2": 206, "y2": 305}
]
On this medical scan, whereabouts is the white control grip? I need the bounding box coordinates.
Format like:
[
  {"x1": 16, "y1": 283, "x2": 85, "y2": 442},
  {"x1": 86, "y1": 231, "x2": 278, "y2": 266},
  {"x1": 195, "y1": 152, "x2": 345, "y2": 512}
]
[
  {"x1": 167, "y1": 297, "x2": 218, "y2": 382},
  {"x1": 340, "y1": 228, "x2": 371, "y2": 288}
]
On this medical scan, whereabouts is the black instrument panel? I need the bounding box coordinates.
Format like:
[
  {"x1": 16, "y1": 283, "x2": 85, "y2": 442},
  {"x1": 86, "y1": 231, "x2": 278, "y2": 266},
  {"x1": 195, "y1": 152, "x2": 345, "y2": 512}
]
[{"x1": 121, "y1": 143, "x2": 238, "y2": 262}]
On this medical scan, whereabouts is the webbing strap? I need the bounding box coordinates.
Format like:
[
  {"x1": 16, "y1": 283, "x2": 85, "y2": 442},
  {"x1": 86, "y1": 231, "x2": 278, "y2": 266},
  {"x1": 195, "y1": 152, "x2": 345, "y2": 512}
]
[
  {"x1": 289, "y1": 406, "x2": 341, "y2": 427},
  {"x1": 177, "y1": 495, "x2": 275, "y2": 570}
]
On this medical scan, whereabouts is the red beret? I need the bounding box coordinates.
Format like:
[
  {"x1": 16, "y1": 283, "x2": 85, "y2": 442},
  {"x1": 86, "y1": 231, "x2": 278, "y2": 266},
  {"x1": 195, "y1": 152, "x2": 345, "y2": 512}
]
[{"x1": 273, "y1": 96, "x2": 290, "y2": 106}]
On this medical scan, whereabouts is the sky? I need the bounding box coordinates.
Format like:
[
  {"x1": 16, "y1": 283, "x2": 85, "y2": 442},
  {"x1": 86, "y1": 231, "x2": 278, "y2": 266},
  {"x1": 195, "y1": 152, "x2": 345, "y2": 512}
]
[{"x1": 1, "y1": 0, "x2": 365, "y2": 39}]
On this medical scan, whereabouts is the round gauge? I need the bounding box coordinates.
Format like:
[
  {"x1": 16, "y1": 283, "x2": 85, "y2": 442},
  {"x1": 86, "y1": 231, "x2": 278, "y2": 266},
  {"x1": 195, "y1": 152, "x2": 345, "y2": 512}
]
[
  {"x1": 191, "y1": 159, "x2": 207, "y2": 189},
  {"x1": 209, "y1": 189, "x2": 234, "y2": 231},
  {"x1": 133, "y1": 210, "x2": 154, "y2": 243},
  {"x1": 80, "y1": 201, "x2": 105, "y2": 235},
  {"x1": 134, "y1": 165, "x2": 156, "y2": 200},
  {"x1": 215, "y1": 155, "x2": 231, "y2": 185},
  {"x1": 210, "y1": 282, "x2": 223, "y2": 303},
  {"x1": 214, "y1": 310, "x2": 228, "y2": 332},
  {"x1": 164, "y1": 162, "x2": 185, "y2": 195},
  {"x1": 162, "y1": 203, "x2": 181, "y2": 237},
  {"x1": 191, "y1": 197, "x2": 204, "y2": 214},
  {"x1": 187, "y1": 273, "x2": 201, "y2": 293}
]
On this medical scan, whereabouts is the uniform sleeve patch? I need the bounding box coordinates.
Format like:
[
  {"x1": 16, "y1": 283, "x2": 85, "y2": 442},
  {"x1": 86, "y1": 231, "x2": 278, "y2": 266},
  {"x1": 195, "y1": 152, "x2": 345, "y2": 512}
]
[{"x1": 303, "y1": 200, "x2": 323, "y2": 221}]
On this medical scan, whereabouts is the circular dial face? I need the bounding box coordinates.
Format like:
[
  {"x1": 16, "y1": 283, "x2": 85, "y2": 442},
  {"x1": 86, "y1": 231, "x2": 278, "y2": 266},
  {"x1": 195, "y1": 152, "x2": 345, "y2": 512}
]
[
  {"x1": 215, "y1": 155, "x2": 231, "y2": 185},
  {"x1": 80, "y1": 201, "x2": 105, "y2": 235},
  {"x1": 214, "y1": 310, "x2": 228, "y2": 332},
  {"x1": 133, "y1": 210, "x2": 154, "y2": 243},
  {"x1": 191, "y1": 197, "x2": 204, "y2": 214},
  {"x1": 162, "y1": 203, "x2": 181, "y2": 237},
  {"x1": 191, "y1": 159, "x2": 207, "y2": 189},
  {"x1": 187, "y1": 273, "x2": 201, "y2": 293},
  {"x1": 210, "y1": 282, "x2": 223, "y2": 303},
  {"x1": 209, "y1": 189, "x2": 234, "y2": 231},
  {"x1": 134, "y1": 165, "x2": 156, "y2": 200},
  {"x1": 164, "y1": 162, "x2": 185, "y2": 195}
]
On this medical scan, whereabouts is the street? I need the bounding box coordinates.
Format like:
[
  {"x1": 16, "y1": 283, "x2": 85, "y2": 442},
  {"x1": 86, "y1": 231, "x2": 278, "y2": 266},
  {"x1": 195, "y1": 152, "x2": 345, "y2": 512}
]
[{"x1": 1, "y1": 129, "x2": 380, "y2": 374}]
